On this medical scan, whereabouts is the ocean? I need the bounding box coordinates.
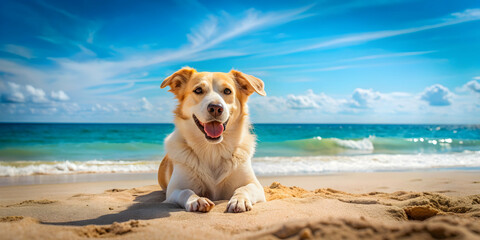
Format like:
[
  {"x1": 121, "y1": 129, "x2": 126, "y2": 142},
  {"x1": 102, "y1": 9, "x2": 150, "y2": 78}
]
[{"x1": 0, "y1": 123, "x2": 479, "y2": 176}]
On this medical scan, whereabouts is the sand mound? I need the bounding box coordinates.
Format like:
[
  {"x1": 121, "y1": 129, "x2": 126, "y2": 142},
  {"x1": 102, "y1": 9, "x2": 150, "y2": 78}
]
[
  {"x1": 248, "y1": 216, "x2": 480, "y2": 240},
  {"x1": 264, "y1": 182, "x2": 313, "y2": 200},
  {"x1": 0, "y1": 216, "x2": 25, "y2": 222},
  {"x1": 77, "y1": 220, "x2": 144, "y2": 238},
  {"x1": 4, "y1": 199, "x2": 57, "y2": 207},
  {"x1": 308, "y1": 186, "x2": 480, "y2": 221}
]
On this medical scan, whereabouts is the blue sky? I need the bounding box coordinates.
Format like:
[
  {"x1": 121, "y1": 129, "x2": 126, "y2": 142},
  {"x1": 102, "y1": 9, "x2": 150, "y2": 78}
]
[{"x1": 0, "y1": 0, "x2": 479, "y2": 123}]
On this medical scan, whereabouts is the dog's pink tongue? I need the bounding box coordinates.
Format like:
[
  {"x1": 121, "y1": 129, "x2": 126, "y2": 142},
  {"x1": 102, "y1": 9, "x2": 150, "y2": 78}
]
[{"x1": 204, "y1": 121, "x2": 224, "y2": 138}]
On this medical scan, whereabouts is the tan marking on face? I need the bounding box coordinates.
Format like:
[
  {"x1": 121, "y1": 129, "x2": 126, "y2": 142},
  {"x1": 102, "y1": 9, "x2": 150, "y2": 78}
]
[{"x1": 162, "y1": 68, "x2": 265, "y2": 143}]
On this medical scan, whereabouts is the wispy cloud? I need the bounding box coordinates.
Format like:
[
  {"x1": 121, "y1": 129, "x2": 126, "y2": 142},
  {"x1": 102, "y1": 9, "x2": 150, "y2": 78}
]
[
  {"x1": 277, "y1": 8, "x2": 480, "y2": 55},
  {"x1": 119, "y1": 5, "x2": 315, "y2": 68},
  {"x1": 342, "y1": 50, "x2": 436, "y2": 62},
  {"x1": 86, "y1": 29, "x2": 97, "y2": 44},
  {"x1": 36, "y1": 0, "x2": 81, "y2": 21},
  {"x1": 303, "y1": 65, "x2": 354, "y2": 72},
  {"x1": 41, "y1": 6, "x2": 315, "y2": 93},
  {"x1": 246, "y1": 49, "x2": 436, "y2": 72},
  {"x1": 29, "y1": 1, "x2": 102, "y2": 57},
  {"x1": 188, "y1": 5, "x2": 314, "y2": 51},
  {"x1": 315, "y1": 0, "x2": 414, "y2": 16},
  {"x1": 0, "y1": 4, "x2": 316, "y2": 106},
  {"x1": 2, "y1": 44, "x2": 34, "y2": 59},
  {"x1": 0, "y1": 60, "x2": 47, "y2": 85}
]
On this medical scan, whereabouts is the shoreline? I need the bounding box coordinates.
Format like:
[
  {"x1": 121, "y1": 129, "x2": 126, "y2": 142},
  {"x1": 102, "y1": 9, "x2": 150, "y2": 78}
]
[
  {"x1": 2, "y1": 165, "x2": 480, "y2": 186},
  {"x1": 2, "y1": 168, "x2": 480, "y2": 184},
  {"x1": 1, "y1": 170, "x2": 479, "y2": 205}
]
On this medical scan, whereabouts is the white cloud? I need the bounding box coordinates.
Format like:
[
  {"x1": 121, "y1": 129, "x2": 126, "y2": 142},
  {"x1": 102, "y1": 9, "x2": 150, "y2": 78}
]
[
  {"x1": 254, "y1": 88, "x2": 386, "y2": 114},
  {"x1": 51, "y1": 90, "x2": 70, "y2": 101},
  {"x1": 3, "y1": 44, "x2": 34, "y2": 59},
  {"x1": 29, "y1": 107, "x2": 58, "y2": 115},
  {"x1": 249, "y1": 84, "x2": 461, "y2": 121},
  {"x1": 0, "y1": 82, "x2": 70, "y2": 104},
  {"x1": 286, "y1": 89, "x2": 340, "y2": 110},
  {"x1": 249, "y1": 95, "x2": 287, "y2": 113},
  {"x1": 348, "y1": 88, "x2": 381, "y2": 108},
  {"x1": 3, "y1": 92, "x2": 25, "y2": 103},
  {"x1": 91, "y1": 103, "x2": 118, "y2": 112},
  {"x1": 89, "y1": 97, "x2": 160, "y2": 114},
  {"x1": 420, "y1": 84, "x2": 453, "y2": 106},
  {"x1": 463, "y1": 79, "x2": 480, "y2": 94},
  {"x1": 25, "y1": 85, "x2": 48, "y2": 103},
  {"x1": 253, "y1": 89, "x2": 343, "y2": 113},
  {"x1": 1, "y1": 82, "x2": 25, "y2": 103},
  {"x1": 286, "y1": 93, "x2": 319, "y2": 109}
]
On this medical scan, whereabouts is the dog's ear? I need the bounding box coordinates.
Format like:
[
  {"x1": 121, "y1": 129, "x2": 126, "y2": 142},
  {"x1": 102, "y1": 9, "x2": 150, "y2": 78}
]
[
  {"x1": 230, "y1": 70, "x2": 266, "y2": 96},
  {"x1": 161, "y1": 67, "x2": 196, "y2": 94}
]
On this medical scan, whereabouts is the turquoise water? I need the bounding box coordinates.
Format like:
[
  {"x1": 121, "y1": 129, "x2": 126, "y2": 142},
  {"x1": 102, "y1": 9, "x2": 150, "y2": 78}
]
[{"x1": 0, "y1": 123, "x2": 479, "y2": 176}]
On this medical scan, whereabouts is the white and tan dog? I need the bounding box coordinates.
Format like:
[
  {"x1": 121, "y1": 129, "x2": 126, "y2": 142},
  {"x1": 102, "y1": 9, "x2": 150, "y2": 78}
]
[{"x1": 157, "y1": 67, "x2": 266, "y2": 213}]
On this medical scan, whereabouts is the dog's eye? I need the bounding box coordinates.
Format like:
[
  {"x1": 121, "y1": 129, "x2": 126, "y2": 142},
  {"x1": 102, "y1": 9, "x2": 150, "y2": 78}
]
[
  {"x1": 194, "y1": 87, "x2": 203, "y2": 94},
  {"x1": 224, "y1": 88, "x2": 232, "y2": 95}
]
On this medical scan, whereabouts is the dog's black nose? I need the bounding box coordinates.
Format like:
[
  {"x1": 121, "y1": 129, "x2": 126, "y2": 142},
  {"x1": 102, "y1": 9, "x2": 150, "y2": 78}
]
[{"x1": 207, "y1": 103, "x2": 223, "y2": 117}]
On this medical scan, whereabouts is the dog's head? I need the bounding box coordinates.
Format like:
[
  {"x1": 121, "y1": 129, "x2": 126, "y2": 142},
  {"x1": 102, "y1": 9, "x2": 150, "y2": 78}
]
[{"x1": 161, "y1": 67, "x2": 266, "y2": 144}]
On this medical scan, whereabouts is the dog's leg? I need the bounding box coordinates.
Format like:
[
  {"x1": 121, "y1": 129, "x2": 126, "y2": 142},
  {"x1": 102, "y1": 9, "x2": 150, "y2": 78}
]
[
  {"x1": 227, "y1": 181, "x2": 265, "y2": 213},
  {"x1": 165, "y1": 165, "x2": 215, "y2": 212},
  {"x1": 157, "y1": 155, "x2": 173, "y2": 190},
  {"x1": 168, "y1": 189, "x2": 215, "y2": 212}
]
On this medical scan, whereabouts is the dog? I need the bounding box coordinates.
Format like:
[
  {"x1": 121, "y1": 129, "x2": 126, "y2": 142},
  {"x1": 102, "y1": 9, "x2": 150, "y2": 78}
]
[{"x1": 157, "y1": 67, "x2": 266, "y2": 213}]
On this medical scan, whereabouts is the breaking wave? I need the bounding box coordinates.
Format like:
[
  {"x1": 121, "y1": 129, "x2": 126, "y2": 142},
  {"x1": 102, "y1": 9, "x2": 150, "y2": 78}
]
[
  {"x1": 0, "y1": 160, "x2": 159, "y2": 177},
  {"x1": 256, "y1": 137, "x2": 480, "y2": 156}
]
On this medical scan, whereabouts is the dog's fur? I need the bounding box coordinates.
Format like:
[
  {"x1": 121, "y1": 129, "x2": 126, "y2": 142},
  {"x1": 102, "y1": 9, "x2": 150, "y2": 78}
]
[{"x1": 157, "y1": 67, "x2": 266, "y2": 213}]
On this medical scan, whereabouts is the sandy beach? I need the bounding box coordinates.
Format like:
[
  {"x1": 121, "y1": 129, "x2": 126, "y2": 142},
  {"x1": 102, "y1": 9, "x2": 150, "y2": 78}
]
[
  {"x1": 1, "y1": 171, "x2": 479, "y2": 239},
  {"x1": 1, "y1": 0, "x2": 480, "y2": 238}
]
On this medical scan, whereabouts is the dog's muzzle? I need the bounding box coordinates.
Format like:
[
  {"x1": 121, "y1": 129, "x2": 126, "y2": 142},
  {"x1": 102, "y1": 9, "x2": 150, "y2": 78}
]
[{"x1": 193, "y1": 114, "x2": 229, "y2": 141}]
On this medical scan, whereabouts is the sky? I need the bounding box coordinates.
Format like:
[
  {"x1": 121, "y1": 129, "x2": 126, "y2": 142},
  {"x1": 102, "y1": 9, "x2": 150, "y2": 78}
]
[{"x1": 0, "y1": 0, "x2": 479, "y2": 123}]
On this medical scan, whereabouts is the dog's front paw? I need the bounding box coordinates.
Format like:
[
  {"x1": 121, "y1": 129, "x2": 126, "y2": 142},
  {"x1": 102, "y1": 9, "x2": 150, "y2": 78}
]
[
  {"x1": 186, "y1": 197, "x2": 215, "y2": 212},
  {"x1": 227, "y1": 195, "x2": 252, "y2": 213}
]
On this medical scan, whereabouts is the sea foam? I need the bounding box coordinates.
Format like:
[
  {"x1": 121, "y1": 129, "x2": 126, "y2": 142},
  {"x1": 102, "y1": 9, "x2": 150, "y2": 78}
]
[
  {"x1": 0, "y1": 160, "x2": 159, "y2": 177},
  {"x1": 252, "y1": 152, "x2": 480, "y2": 176},
  {"x1": 1, "y1": 152, "x2": 479, "y2": 177}
]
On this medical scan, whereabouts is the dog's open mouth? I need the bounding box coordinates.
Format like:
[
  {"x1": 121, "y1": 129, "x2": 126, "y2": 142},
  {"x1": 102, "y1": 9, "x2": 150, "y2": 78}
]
[{"x1": 193, "y1": 115, "x2": 229, "y2": 140}]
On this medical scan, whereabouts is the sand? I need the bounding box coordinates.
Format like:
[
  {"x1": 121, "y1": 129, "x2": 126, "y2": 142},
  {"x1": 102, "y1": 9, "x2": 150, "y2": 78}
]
[{"x1": 0, "y1": 171, "x2": 479, "y2": 239}]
